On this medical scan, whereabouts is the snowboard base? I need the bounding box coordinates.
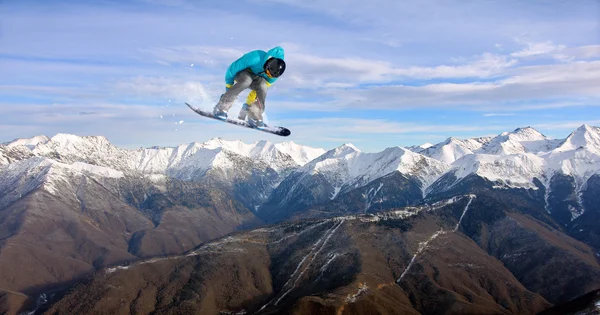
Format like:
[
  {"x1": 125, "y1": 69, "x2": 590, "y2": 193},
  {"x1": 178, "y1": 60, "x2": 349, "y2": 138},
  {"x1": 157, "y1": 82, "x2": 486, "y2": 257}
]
[{"x1": 185, "y1": 103, "x2": 291, "y2": 137}]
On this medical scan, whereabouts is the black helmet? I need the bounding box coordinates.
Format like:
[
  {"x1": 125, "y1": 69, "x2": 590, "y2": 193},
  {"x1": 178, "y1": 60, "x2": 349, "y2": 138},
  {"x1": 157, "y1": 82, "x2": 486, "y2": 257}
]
[{"x1": 264, "y1": 57, "x2": 286, "y2": 78}]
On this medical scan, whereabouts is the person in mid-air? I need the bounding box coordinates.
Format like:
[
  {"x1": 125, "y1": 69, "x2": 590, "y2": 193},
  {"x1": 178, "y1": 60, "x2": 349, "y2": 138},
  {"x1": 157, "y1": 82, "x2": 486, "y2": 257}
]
[{"x1": 212, "y1": 46, "x2": 286, "y2": 128}]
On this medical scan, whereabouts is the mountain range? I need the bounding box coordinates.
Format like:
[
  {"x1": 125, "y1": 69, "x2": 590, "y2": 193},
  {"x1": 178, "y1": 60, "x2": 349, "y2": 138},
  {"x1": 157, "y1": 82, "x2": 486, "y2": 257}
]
[{"x1": 1, "y1": 125, "x2": 599, "y2": 314}]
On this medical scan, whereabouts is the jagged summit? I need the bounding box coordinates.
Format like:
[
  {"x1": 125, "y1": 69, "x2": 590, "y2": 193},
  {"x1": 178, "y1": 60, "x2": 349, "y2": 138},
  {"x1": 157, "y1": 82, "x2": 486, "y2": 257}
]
[
  {"x1": 555, "y1": 124, "x2": 600, "y2": 152},
  {"x1": 416, "y1": 136, "x2": 489, "y2": 164},
  {"x1": 274, "y1": 141, "x2": 327, "y2": 166},
  {"x1": 5, "y1": 135, "x2": 50, "y2": 148}
]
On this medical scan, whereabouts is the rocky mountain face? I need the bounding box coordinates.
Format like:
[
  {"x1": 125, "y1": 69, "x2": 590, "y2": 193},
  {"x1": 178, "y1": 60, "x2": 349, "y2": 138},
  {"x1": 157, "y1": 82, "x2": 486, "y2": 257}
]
[
  {"x1": 1, "y1": 125, "x2": 600, "y2": 314},
  {"x1": 258, "y1": 145, "x2": 449, "y2": 223},
  {"x1": 44, "y1": 196, "x2": 599, "y2": 315}
]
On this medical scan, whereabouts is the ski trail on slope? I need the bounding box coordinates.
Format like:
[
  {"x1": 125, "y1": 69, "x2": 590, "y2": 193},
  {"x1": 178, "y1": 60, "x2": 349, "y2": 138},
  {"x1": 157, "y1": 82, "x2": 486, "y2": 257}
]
[
  {"x1": 573, "y1": 179, "x2": 586, "y2": 220},
  {"x1": 544, "y1": 175, "x2": 552, "y2": 214},
  {"x1": 269, "y1": 221, "x2": 329, "y2": 244},
  {"x1": 396, "y1": 229, "x2": 446, "y2": 283},
  {"x1": 257, "y1": 220, "x2": 345, "y2": 311},
  {"x1": 275, "y1": 220, "x2": 345, "y2": 305},
  {"x1": 454, "y1": 196, "x2": 474, "y2": 232},
  {"x1": 397, "y1": 195, "x2": 475, "y2": 284}
]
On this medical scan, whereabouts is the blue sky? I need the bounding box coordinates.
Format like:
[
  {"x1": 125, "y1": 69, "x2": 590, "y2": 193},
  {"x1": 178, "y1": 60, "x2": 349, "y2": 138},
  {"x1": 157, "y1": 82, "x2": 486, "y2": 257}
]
[{"x1": 1, "y1": 0, "x2": 599, "y2": 152}]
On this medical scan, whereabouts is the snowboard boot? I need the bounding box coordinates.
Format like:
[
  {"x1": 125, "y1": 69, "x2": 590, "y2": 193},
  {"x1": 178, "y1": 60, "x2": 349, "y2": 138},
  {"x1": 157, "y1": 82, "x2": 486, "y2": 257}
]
[
  {"x1": 213, "y1": 107, "x2": 228, "y2": 120},
  {"x1": 246, "y1": 104, "x2": 265, "y2": 128},
  {"x1": 238, "y1": 103, "x2": 250, "y2": 120},
  {"x1": 248, "y1": 118, "x2": 266, "y2": 129}
]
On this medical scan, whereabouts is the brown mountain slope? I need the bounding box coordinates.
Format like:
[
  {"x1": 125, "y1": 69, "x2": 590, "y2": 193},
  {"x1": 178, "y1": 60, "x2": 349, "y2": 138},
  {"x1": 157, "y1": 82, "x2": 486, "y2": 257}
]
[
  {"x1": 44, "y1": 196, "x2": 597, "y2": 315},
  {"x1": 538, "y1": 289, "x2": 600, "y2": 315},
  {"x1": 0, "y1": 174, "x2": 261, "y2": 314}
]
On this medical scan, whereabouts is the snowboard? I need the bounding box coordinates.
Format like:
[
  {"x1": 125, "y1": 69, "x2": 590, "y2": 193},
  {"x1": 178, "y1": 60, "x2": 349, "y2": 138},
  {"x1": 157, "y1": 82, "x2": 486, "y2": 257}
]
[{"x1": 185, "y1": 102, "x2": 291, "y2": 137}]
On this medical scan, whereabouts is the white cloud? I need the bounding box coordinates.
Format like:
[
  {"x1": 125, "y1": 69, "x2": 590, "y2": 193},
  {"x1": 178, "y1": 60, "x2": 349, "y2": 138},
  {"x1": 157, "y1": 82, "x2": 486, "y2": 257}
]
[
  {"x1": 285, "y1": 117, "x2": 508, "y2": 134},
  {"x1": 533, "y1": 120, "x2": 600, "y2": 130},
  {"x1": 484, "y1": 113, "x2": 516, "y2": 117},
  {"x1": 393, "y1": 53, "x2": 518, "y2": 79},
  {"x1": 278, "y1": 51, "x2": 600, "y2": 111},
  {"x1": 273, "y1": 50, "x2": 519, "y2": 93},
  {"x1": 565, "y1": 45, "x2": 600, "y2": 59},
  {"x1": 113, "y1": 76, "x2": 216, "y2": 104},
  {"x1": 141, "y1": 46, "x2": 244, "y2": 67},
  {"x1": 510, "y1": 40, "x2": 566, "y2": 58}
]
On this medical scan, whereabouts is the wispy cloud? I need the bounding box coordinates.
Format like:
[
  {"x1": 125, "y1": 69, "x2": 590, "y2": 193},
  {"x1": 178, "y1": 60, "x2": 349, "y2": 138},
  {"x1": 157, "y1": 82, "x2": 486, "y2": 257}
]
[
  {"x1": 1, "y1": 0, "x2": 599, "y2": 152},
  {"x1": 510, "y1": 40, "x2": 567, "y2": 59},
  {"x1": 483, "y1": 113, "x2": 516, "y2": 117}
]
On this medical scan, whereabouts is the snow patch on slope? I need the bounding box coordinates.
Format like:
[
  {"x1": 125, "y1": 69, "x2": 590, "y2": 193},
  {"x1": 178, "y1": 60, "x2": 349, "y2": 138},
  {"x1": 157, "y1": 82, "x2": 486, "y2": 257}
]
[{"x1": 453, "y1": 153, "x2": 545, "y2": 189}]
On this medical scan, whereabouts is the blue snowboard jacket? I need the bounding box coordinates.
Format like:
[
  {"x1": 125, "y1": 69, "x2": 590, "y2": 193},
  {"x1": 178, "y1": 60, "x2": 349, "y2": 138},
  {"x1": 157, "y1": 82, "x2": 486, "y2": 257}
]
[{"x1": 225, "y1": 46, "x2": 285, "y2": 86}]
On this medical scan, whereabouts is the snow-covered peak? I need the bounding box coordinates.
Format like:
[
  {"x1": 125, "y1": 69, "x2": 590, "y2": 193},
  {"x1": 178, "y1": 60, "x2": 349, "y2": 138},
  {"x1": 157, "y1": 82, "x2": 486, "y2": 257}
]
[
  {"x1": 321, "y1": 143, "x2": 361, "y2": 159},
  {"x1": 480, "y1": 127, "x2": 553, "y2": 155},
  {"x1": 199, "y1": 138, "x2": 324, "y2": 167},
  {"x1": 201, "y1": 137, "x2": 254, "y2": 156},
  {"x1": 452, "y1": 153, "x2": 545, "y2": 189},
  {"x1": 0, "y1": 157, "x2": 124, "y2": 208},
  {"x1": 31, "y1": 133, "x2": 119, "y2": 155},
  {"x1": 1, "y1": 134, "x2": 325, "y2": 182},
  {"x1": 303, "y1": 145, "x2": 449, "y2": 197},
  {"x1": 542, "y1": 125, "x2": 600, "y2": 188},
  {"x1": 419, "y1": 137, "x2": 489, "y2": 164},
  {"x1": 342, "y1": 143, "x2": 360, "y2": 152},
  {"x1": 48, "y1": 133, "x2": 112, "y2": 150},
  {"x1": 555, "y1": 124, "x2": 600, "y2": 153},
  {"x1": 247, "y1": 140, "x2": 298, "y2": 171},
  {"x1": 512, "y1": 127, "x2": 546, "y2": 141},
  {"x1": 275, "y1": 141, "x2": 326, "y2": 166},
  {"x1": 5, "y1": 135, "x2": 50, "y2": 149},
  {"x1": 348, "y1": 147, "x2": 449, "y2": 188},
  {"x1": 424, "y1": 140, "x2": 474, "y2": 164},
  {"x1": 480, "y1": 134, "x2": 527, "y2": 155},
  {"x1": 28, "y1": 133, "x2": 138, "y2": 170}
]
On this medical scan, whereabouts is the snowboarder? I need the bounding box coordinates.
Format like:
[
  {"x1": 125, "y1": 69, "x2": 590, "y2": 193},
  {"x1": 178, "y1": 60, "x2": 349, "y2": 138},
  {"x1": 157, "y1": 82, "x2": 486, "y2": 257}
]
[{"x1": 212, "y1": 46, "x2": 286, "y2": 128}]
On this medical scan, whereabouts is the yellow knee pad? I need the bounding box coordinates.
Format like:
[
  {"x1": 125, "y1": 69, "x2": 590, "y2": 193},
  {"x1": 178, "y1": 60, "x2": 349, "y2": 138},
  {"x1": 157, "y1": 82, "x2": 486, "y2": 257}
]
[{"x1": 246, "y1": 90, "x2": 257, "y2": 105}]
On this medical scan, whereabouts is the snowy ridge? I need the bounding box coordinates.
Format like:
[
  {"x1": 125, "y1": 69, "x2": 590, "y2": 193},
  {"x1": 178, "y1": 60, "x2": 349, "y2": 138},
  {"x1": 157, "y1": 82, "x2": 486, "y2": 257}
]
[
  {"x1": 0, "y1": 157, "x2": 123, "y2": 208},
  {"x1": 274, "y1": 141, "x2": 327, "y2": 166},
  {"x1": 2, "y1": 134, "x2": 325, "y2": 186},
  {"x1": 3, "y1": 125, "x2": 600, "y2": 221},
  {"x1": 4, "y1": 135, "x2": 50, "y2": 149},
  {"x1": 419, "y1": 137, "x2": 491, "y2": 164},
  {"x1": 555, "y1": 125, "x2": 600, "y2": 153},
  {"x1": 453, "y1": 153, "x2": 546, "y2": 189},
  {"x1": 413, "y1": 125, "x2": 600, "y2": 194},
  {"x1": 299, "y1": 144, "x2": 449, "y2": 199},
  {"x1": 479, "y1": 127, "x2": 556, "y2": 155},
  {"x1": 0, "y1": 157, "x2": 55, "y2": 208}
]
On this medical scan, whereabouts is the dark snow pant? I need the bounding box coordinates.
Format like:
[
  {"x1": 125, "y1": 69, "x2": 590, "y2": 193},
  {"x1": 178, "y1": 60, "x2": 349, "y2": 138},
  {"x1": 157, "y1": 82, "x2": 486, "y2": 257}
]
[{"x1": 214, "y1": 69, "x2": 268, "y2": 121}]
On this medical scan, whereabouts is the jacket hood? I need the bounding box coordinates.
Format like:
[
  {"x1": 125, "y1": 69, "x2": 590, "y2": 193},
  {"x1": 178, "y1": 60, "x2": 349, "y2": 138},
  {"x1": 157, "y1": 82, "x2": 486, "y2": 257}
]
[{"x1": 264, "y1": 46, "x2": 285, "y2": 63}]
